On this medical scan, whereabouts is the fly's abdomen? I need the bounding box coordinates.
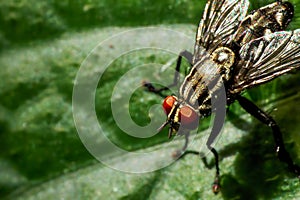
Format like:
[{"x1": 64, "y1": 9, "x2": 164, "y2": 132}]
[{"x1": 232, "y1": 2, "x2": 293, "y2": 47}]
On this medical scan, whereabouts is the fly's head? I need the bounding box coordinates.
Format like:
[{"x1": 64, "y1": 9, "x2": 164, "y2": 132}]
[{"x1": 158, "y1": 96, "x2": 199, "y2": 138}]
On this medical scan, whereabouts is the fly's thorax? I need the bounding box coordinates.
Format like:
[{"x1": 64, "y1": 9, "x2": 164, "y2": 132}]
[
  {"x1": 210, "y1": 47, "x2": 235, "y2": 81},
  {"x1": 179, "y1": 47, "x2": 234, "y2": 111}
]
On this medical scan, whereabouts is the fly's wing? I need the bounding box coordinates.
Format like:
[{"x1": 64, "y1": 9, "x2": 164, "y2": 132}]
[
  {"x1": 193, "y1": 0, "x2": 249, "y2": 63},
  {"x1": 231, "y1": 30, "x2": 300, "y2": 93}
]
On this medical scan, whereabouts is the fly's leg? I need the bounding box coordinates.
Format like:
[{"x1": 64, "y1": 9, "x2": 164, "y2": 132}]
[
  {"x1": 209, "y1": 147, "x2": 221, "y2": 194},
  {"x1": 143, "y1": 50, "x2": 193, "y2": 97},
  {"x1": 237, "y1": 95, "x2": 300, "y2": 177}
]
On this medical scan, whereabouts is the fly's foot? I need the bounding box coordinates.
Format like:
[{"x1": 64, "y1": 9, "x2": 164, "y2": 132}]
[
  {"x1": 142, "y1": 80, "x2": 155, "y2": 92},
  {"x1": 276, "y1": 146, "x2": 300, "y2": 178},
  {"x1": 142, "y1": 80, "x2": 167, "y2": 97},
  {"x1": 289, "y1": 164, "x2": 300, "y2": 179},
  {"x1": 212, "y1": 175, "x2": 221, "y2": 194}
]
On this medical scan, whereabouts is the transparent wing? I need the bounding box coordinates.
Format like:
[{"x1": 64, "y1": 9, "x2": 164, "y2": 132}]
[
  {"x1": 231, "y1": 30, "x2": 300, "y2": 93},
  {"x1": 193, "y1": 0, "x2": 249, "y2": 63}
]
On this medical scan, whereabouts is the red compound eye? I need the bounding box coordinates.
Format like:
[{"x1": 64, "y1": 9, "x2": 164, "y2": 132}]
[
  {"x1": 179, "y1": 106, "x2": 198, "y2": 130},
  {"x1": 162, "y1": 96, "x2": 176, "y2": 115}
]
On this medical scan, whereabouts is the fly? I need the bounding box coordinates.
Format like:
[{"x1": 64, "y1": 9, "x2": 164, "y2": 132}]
[{"x1": 143, "y1": 0, "x2": 299, "y2": 194}]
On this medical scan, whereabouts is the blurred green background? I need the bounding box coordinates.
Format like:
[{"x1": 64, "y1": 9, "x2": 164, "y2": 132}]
[{"x1": 1, "y1": 0, "x2": 300, "y2": 199}]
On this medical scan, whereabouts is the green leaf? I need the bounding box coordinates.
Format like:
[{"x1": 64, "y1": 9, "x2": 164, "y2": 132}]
[{"x1": 2, "y1": 0, "x2": 300, "y2": 199}]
